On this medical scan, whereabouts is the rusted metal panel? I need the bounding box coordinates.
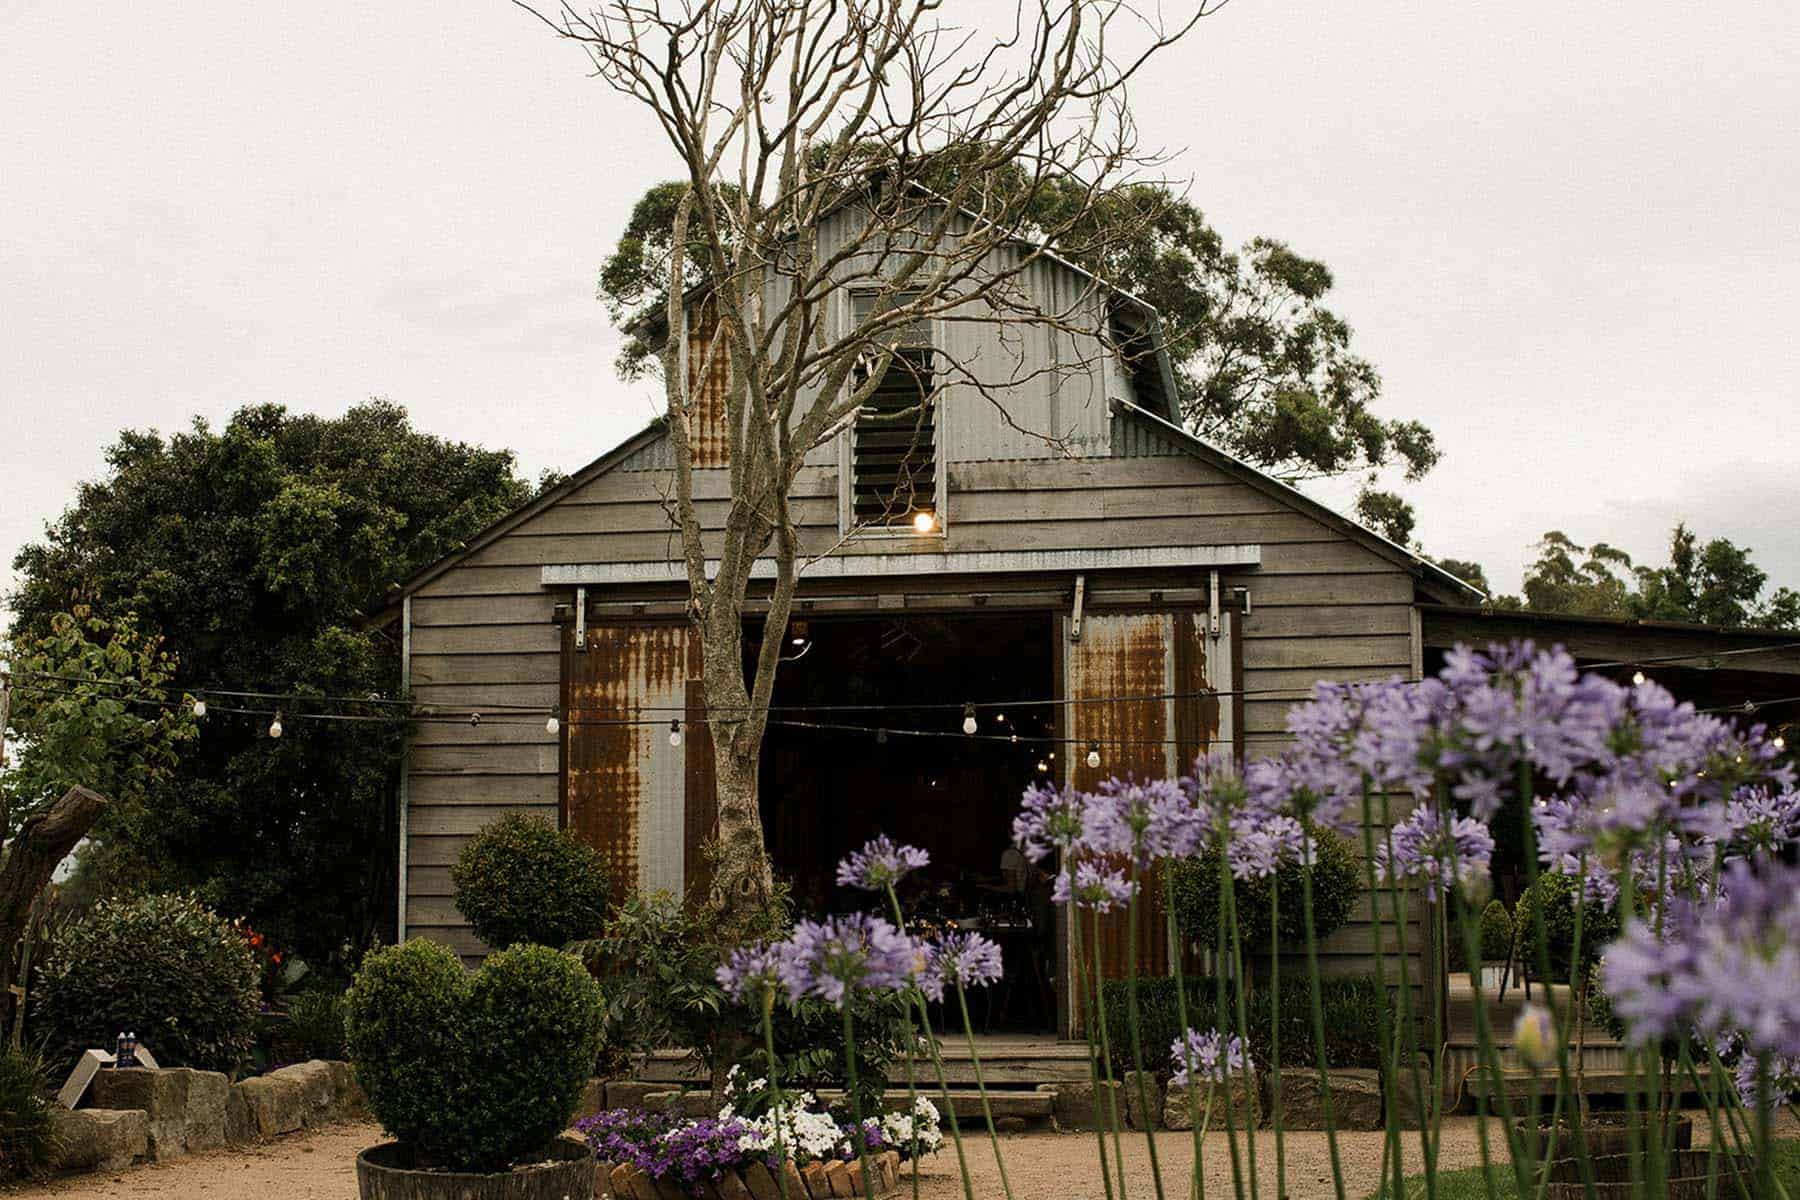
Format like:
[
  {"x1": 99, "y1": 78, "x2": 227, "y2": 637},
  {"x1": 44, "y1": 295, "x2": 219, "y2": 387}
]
[
  {"x1": 683, "y1": 299, "x2": 731, "y2": 469},
  {"x1": 1065, "y1": 611, "x2": 1175, "y2": 983},
  {"x1": 565, "y1": 622, "x2": 689, "y2": 902}
]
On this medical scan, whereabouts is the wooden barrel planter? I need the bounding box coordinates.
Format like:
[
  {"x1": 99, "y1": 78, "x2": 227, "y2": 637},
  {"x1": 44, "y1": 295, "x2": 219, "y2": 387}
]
[
  {"x1": 357, "y1": 1137, "x2": 595, "y2": 1200},
  {"x1": 1545, "y1": 1149, "x2": 1754, "y2": 1199},
  {"x1": 599, "y1": 1150, "x2": 903, "y2": 1200},
  {"x1": 1516, "y1": 1112, "x2": 1693, "y2": 1160}
]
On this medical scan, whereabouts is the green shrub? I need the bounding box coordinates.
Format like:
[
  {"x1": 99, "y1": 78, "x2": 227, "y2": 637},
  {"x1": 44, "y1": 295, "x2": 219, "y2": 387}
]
[
  {"x1": 286, "y1": 989, "x2": 348, "y2": 1061},
  {"x1": 1167, "y1": 828, "x2": 1361, "y2": 951},
  {"x1": 345, "y1": 939, "x2": 604, "y2": 1173},
  {"x1": 0, "y1": 1048, "x2": 56, "y2": 1179},
  {"x1": 33, "y1": 893, "x2": 260, "y2": 1074},
  {"x1": 1099, "y1": 974, "x2": 1387, "y2": 1078},
  {"x1": 1479, "y1": 900, "x2": 1512, "y2": 965},
  {"x1": 1512, "y1": 872, "x2": 1619, "y2": 980},
  {"x1": 452, "y1": 814, "x2": 611, "y2": 950}
]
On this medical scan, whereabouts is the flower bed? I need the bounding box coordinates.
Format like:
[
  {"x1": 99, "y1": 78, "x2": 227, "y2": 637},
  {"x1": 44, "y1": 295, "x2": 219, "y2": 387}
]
[{"x1": 578, "y1": 1081, "x2": 940, "y2": 1200}]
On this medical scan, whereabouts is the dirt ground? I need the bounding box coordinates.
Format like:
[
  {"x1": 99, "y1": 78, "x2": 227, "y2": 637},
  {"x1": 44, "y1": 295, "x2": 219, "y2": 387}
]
[{"x1": 5, "y1": 1117, "x2": 1518, "y2": 1200}]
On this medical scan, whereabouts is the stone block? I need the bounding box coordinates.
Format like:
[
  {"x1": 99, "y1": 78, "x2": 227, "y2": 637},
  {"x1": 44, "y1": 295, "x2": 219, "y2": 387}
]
[
  {"x1": 48, "y1": 1106, "x2": 149, "y2": 1174},
  {"x1": 326, "y1": 1060, "x2": 366, "y2": 1112},
  {"x1": 235, "y1": 1073, "x2": 304, "y2": 1137},
  {"x1": 224, "y1": 1084, "x2": 254, "y2": 1144},
  {"x1": 742, "y1": 1161, "x2": 783, "y2": 1200},
  {"x1": 89, "y1": 1066, "x2": 232, "y2": 1159},
  {"x1": 1122, "y1": 1070, "x2": 1164, "y2": 1131},
  {"x1": 1165, "y1": 1073, "x2": 1260, "y2": 1131},
  {"x1": 1038, "y1": 1080, "x2": 1124, "y2": 1132},
  {"x1": 273, "y1": 1061, "x2": 336, "y2": 1125},
  {"x1": 574, "y1": 1077, "x2": 607, "y2": 1121},
  {"x1": 606, "y1": 1080, "x2": 666, "y2": 1111},
  {"x1": 1268, "y1": 1068, "x2": 1383, "y2": 1131},
  {"x1": 824, "y1": 1159, "x2": 853, "y2": 1197}
]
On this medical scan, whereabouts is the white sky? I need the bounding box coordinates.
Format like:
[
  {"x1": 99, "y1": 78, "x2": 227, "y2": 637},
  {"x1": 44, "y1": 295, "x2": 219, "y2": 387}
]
[{"x1": 4, "y1": 1, "x2": 1797, "y2": 610}]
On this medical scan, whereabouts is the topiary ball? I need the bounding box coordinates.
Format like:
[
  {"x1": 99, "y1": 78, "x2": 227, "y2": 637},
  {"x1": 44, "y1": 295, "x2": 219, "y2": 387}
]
[
  {"x1": 32, "y1": 893, "x2": 260, "y2": 1074},
  {"x1": 345, "y1": 939, "x2": 605, "y2": 1173},
  {"x1": 1512, "y1": 871, "x2": 1619, "y2": 980},
  {"x1": 451, "y1": 813, "x2": 611, "y2": 950},
  {"x1": 1479, "y1": 899, "x2": 1513, "y2": 965}
]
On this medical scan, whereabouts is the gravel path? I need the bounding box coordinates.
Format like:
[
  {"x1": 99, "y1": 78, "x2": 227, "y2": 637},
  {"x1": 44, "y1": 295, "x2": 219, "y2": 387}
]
[{"x1": 4, "y1": 1116, "x2": 1513, "y2": 1199}]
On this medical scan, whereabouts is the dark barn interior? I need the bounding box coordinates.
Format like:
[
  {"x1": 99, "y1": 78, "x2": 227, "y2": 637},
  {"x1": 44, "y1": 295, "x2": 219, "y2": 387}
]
[{"x1": 753, "y1": 612, "x2": 1060, "y2": 1030}]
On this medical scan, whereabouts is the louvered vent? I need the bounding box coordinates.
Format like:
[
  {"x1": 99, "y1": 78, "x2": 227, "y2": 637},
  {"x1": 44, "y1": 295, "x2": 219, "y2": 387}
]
[{"x1": 851, "y1": 348, "x2": 936, "y2": 526}]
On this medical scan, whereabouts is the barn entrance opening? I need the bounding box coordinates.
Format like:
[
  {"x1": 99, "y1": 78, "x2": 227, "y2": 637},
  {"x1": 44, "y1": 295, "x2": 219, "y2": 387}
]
[{"x1": 753, "y1": 611, "x2": 1059, "y2": 1032}]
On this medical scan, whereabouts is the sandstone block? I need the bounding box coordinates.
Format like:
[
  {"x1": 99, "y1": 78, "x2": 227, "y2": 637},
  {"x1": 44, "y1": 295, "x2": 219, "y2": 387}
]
[
  {"x1": 48, "y1": 1106, "x2": 149, "y2": 1174},
  {"x1": 1038, "y1": 1080, "x2": 1123, "y2": 1132},
  {"x1": 1122, "y1": 1070, "x2": 1164, "y2": 1131},
  {"x1": 1269, "y1": 1068, "x2": 1383, "y2": 1131},
  {"x1": 606, "y1": 1081, "x2": 667, "y2": 1111},
  {"x1": 235, "y1": 1073, "x2": 304, "y2": 1136},
  {"x1": 1165, "y1": 1073, "x2": 1260, "y2": 1131}
]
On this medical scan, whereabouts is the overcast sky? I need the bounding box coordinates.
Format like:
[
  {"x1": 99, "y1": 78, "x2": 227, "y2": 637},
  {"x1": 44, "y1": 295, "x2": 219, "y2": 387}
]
[{"x1": 4, "y1": 2, "x2": 1796, "y2": 613}]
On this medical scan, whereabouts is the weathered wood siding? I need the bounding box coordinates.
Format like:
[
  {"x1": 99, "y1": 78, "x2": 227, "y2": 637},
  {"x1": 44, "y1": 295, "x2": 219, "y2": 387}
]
[{"x1": 403, "y1": 412, "x2": 1424, "y2": 974}]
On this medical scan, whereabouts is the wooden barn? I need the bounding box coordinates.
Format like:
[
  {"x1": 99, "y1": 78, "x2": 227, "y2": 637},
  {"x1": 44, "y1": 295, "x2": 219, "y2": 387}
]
[{"x1": 377, "y1": 214, "x2": 1490, "y2": 1036}]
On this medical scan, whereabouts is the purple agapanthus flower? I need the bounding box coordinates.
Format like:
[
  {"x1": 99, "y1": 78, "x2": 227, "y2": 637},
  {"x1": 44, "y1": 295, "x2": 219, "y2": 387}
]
[
  {"x1": 836, "y1": 834, "x2": 930, "y2": 891},
  {"x1": 1052, "y1": 861, "x2": 1136, "y2": 912},
  {"x1": 921, "y1": 932, "x2": 1004, "y2": 1001},
  {"x1": 1734, "y1": 1052, "x2": 1800, "y2": 1111},
  {"x1": 1375, "y1": 807, "x2": 1495, "y2": 901},
  {"x1": 1600, "y1": 859, "x2": 1800, "y2": 1059},
  {"x1": 1718, "y1": 788, "x2": 1800, "y2": 864},
  {"x1": 716, "y1": 942, "x2": 791, "y2": 1005},
  {"x1": 779, "y1": 913, "x2": 920, "y2": 1008},
  {"x1": 1012, "y1": 783, "x2": 1086, "y2": 863},
  {"x1": 1083, "y1": 776, "x2": 1207, "y2": 865},
  {"x1": 1169, "y1": 1028, "x2": 1251, "y2": 1088}
]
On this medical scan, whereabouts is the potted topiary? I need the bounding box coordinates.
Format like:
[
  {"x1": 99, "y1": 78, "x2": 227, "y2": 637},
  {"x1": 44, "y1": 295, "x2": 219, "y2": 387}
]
[
  {"x1": 345, "y1": 939, "x2": 605, "y2": 1200},
  {"x1": 1477, "y1": 899, "x2": 1511, "y2": 989}
]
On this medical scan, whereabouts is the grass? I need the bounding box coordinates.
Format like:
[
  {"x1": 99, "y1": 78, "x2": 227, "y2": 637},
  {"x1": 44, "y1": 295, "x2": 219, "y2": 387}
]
[{"x1": 1364, "y1": 1139, "x2": 1800, "y2": 1199}]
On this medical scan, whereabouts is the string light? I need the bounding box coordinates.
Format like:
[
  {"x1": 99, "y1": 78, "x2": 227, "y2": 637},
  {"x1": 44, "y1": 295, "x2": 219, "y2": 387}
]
[
  {"x1": 668, "y1": 718, "x2": 683, "y2": 748},
  {"x1": 1085, "y1": 740, "x2": 1101, "y2": 769},
  {"x1": 191, "y1": 697, "x2": 207, "y2": 719},
  {"x1": 877, "y1": 728, "x2": 888, "y2": 745},
  {"x1": 911, "y1": 510, "x2": 936, "y2": 534},
  {"x1": 545, "y1": 708, "x2": 560, "y2": 735},
  {"x1": 268, "y1": 712, "x2": 283, "y2": 739},
  {"x1": 1632, "y1": 670, "x2": 1647, "y2": 686},
  {"x1": 1777, "y1": 735, "x2": 1788, "y2": 752},
  {"x1": 1035, "y1": 759, "x2": 1049, "y2": 773},
  {"x1": 961, "y1": 703, "x2": 977, "y2": 736}
]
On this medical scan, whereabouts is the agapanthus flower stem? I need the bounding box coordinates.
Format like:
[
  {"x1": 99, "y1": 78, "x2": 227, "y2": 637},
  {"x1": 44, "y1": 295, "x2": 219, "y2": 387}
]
[
  {"x1": 881, "y1": 882, "x2": 974, "y2": 1200},
  {"x1": 1161, "y1": 876, "x2": 1206, "y2": 1200},
  {"x1": 841, "y1": 1004, "x2": 874, "y2": 1200},
  {"x1": 1211, "y1": 871, "x2": 1248, "y2": 1200},
  {"x1": 1354, "y1": 788, "x2": 1408, "y2": 1200},
  {"x1": 1267, "y1": 872, "x2": 1286, "y2": 1200},
  {"x1": 1071, "y1": 910, "x2": 1118, "y2": 1200},
  {"x1": 762, "y1": 991, "x2": 791, "y2": 1200},
  {"x1": 1091, "y1": 919, "x2": 1132, "y2": 1200},
  {"x1": 953, "y1": 980, "x2": 1014, "y2": 1200},
  {"x1": 1216, "y1": 856, "x2": 1259, "y2": 1200},
  {"x1": 1297, "y1": 819, "x2": 1348, "y2": 1200},
  {"x1": 1123, "y1": 873, "x2": 1169, "y2": 1200}
]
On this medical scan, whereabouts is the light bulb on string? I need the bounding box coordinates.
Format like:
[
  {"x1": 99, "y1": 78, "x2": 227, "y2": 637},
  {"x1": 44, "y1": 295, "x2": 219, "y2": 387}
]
[
  {"x1": 669, "y1": 719, "x2": 683, "y2": 748},
  {"x1": 1776, "y1": 735, "x2": 1788, "y2": 752},
  {"x1": 962, "y1": 704, "x2": 977, "y2": 736},
  {"x1": 1036, "y1": 759, "x2": 1049, "y2": 773},
  {"x1": 1085, "y1": 740, "x2": 1101, "y2": 770},
  {"x1": 268, "y1": 712, "x2": 283, "y2": 739},
  {"x1": 877, "y1": 728, "x2": 888, "y2": 745},
  {"x1": 545, "y1": 708, "x2": 561, "y2": 736},
  {"x1": 192, "y1": 696, "x2": 207, "y2": 719},
  {"x1": 1631, "y1": 670, "x2": 1646, "y2": 687}
]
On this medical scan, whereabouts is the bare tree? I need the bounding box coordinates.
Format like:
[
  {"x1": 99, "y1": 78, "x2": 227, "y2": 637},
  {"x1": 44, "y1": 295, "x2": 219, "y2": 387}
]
[{"x1": 521, "y1": 0, "x2": 1218, "y2": 922}]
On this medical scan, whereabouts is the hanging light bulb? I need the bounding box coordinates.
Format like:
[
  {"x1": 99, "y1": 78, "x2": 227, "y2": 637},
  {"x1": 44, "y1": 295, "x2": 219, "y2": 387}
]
[
  {"x1": 1085, "y1": 740, "x2": 1101, "y2": 770},
  {"x1": 911, "y1": 509, "x2": 937, "y2": 534},
  {"x1": 962, "y1": 704, "x2": 977, "y2": 736},
  {"x1": 1036, "y1": 759, "x2": 1049, "y2": 773},
  {"x1": 1631, "y1": 670, "x2": 1646, "y2": 687},
  {"x1": 877, "y1": 728, "x2": 888, "y2": 745},
  {"x1": 1776, "y1": 735, "x2": 1788, "y2": 752},
  {"x1": 995, "y1": 712, "x2": 1006, "y2": 724},
  {"x1": 669, "y1": 718, "x2": 683, "y2": 748},
  {"x1": 545, "y1": 708, "x2": 561, "y2": 735},
  {"x1": 268, "y1": 712, "x2": 284, "y2": 739},
  {"x1": 191, "y1": 696, "x2": 207, "y2": 719}
]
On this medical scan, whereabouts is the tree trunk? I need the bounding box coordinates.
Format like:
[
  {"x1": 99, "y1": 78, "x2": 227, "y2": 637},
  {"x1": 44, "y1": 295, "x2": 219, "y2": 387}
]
[
  {"x1": 0, "y1": 786, "x2": 107, "y2": 1031},
  {"x1": 700, "y1": 609, "x2": 775, "y2": 933}
]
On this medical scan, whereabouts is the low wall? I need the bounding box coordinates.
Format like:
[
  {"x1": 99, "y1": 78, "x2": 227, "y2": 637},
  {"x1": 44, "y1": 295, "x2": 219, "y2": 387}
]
[{"x1": 48, "y1": 1060, "x2": 366, "y2": 1175}]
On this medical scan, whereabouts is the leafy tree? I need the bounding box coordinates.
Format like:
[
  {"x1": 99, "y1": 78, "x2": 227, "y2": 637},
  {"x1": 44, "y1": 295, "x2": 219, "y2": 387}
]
[
  {"x1": 1433, "y1": 557, "x2": 1493, "y2": 597},
  {"x1": 8, "y1": 402, "x2": 537, "y2": 973},
  {"x1": 599, "y1": 170, "x2": 1438, "y2": 543},
  {"x1": 1453, "y1": 524, "x2": 1799, "y2": 630}
]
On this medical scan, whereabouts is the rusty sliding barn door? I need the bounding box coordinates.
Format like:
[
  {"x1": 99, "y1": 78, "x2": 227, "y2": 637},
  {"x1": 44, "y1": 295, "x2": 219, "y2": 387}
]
[
  {"x1": 563, "y1": 620, "x2": 692, "y2": 905},
  {"x1": 1062, "y1": 608, "x2": 1239, "y2": 1023}
]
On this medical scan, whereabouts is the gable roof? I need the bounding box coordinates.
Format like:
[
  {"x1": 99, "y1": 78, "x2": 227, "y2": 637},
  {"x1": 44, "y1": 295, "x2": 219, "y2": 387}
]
[{"x1": 372, "y1": 396, "x2": 1481, "y2": 623}]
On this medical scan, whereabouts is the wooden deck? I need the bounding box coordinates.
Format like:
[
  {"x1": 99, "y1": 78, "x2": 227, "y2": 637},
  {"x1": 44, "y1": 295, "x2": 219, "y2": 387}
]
[{"x1": 638, "y1": 1035, "x2": 1091, "y2": 1090}]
